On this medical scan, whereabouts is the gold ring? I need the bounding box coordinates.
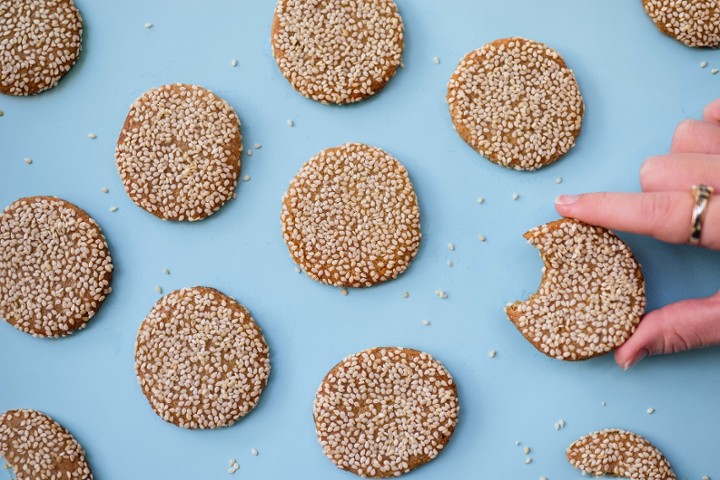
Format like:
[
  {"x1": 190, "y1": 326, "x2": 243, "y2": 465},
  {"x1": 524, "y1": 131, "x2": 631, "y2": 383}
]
[{"x1": 690, "y1": 184, "x2": 714, "y2": 244}]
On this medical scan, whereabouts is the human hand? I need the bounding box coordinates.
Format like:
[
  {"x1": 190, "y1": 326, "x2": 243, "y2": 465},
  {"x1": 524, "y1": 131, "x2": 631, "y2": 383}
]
[{"x1": 554, "y1": 98, "x2": 720, "y2": 369}]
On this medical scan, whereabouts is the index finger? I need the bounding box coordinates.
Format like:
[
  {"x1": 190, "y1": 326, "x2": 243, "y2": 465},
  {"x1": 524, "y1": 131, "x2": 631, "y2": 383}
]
[{"x1": 555, "y1": 191, "x2": 720, "y2": 249}]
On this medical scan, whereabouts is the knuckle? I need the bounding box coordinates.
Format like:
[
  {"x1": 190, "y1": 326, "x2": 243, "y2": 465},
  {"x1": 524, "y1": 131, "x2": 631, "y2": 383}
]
[
  {"x1": 672, "y1": 119, "x2": 696, "y2": 147},
  {"x1": 643, "y1": 193, "x2": 677, "y2": 239},
  {"x1": 639, "y1": 156, "x2": 663, "y2": 190}
]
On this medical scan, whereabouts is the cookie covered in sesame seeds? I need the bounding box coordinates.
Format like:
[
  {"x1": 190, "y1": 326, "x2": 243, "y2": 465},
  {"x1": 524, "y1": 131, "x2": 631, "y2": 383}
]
[
  {"x1": 0, "y1": 409, "x2": 93, "y2": 480},
  {"x1": 134, "y1": 287, "x2": 270, "y2": 429},
  {"x1": 0, "y1": 196, "x2": 113, "y2": 338},
  {"x1": 115, "y1": 84, "x2": 242, "y2": 221},
  {"x1": 567, "y1": 429, "x2": 676, "y2": 480},
  {"x1": 271, "y1": 0, "x2": 404, "y2": 104},
  {"x1": 447, "y1": 37, "x2": 584, "y2": 171},
  {"x1": 643, "y1": 0, "x2": 720, "y2": 48},
  {"x1": 281, "y1": 143, "x2": 421, "y2": 288},
  {"x1": 505, "y1": 218, "x2": 645, "y2": 361},
  {"x1": 313, "y1": 347, "x2": 459, "y2": 478},
  {"x1": 0, "y1": 0, "x2": 83, "y2": 96}
]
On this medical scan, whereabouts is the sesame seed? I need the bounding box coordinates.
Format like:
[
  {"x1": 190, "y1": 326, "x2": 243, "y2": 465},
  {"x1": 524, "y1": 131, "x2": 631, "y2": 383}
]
[
  {"x1": 23, "y1": 157, "x2": 32, "y2": 165},
  {"x1": 253, "y1": 143, "x2": 262, "y2": 149},
  {"x1": 489, "y1": 350, "x2": 496, "y2": 358},
  {"x1": 101, "y1": 187, "x2": 109, "y2": 193},
  {"x1": 540, "y1": 477, "x2": 548, "y2": 480},
  {"x1": 294, "y1": 266, "x2": 301, "y2": 274},
  {"x1": 247, "y1": 149, "x2": 253, "y2": 157},
  {"x1": 144, "y1": 22, "x2": 153, "y2": 28},
  {"x1": 242, "y1": 175, "x2": 251, "y2": 182},
  {"x1": 433, "y1": 56, "x2": 440, "y2": 64},
  {"x1": 703, "y1": 476, "x2": 710, "y2": 480},
  {"x1": 109, "y1": 206, "x2": 118, "y2": 212},
  {"x1": 88, "y1": 133, "x2": 97, "y2": 139},
  {"x1": 287, "y1": 119, "x2": 294, "y2": 127},
  {"x1": 701, "y1": 61, "x2": 709, "y2": 68},
  {"x1": 154, "y1": 286, "x2": 162, "y2": 294},
  {"x1": 712, "y1": 69, "x2": 719, "y2": 75},
  {"x1": 524, "y1": 447, "x2": 531, "y2": 454},
  {"x1": 231, "y1": 59, "x2": 238, "y2": 67},
  {"x1": 447, "y1": 260, "x2": 453, "y2": 267},
  {"x1": 476, "y1": 196, "x2": 485, "y2": 204},
  {"x1": 403, "y1": 291, "x2": 409, "y2": 299},
  {"x1": 512, "y1": 193, "x2": 519, "y2": 201},
  {"x1": 478, "y1": 235, "x2": 486, "y2": 242},
  {"x1": 421, "y1": 319, "x2": 430, "y2": 326},
  {"x1": 515, "y1": 440, "x2": 521, "y2": 446},
  {"x1": 647, "y1": 407, "x2": 655, "y2": 414},
  {"x1": 435, "y1": 290, "x2": 448, "y2": 299},
  {"x1": 229, "y1": 459, "x2": 237, "y2": 466},
  {"x1": 163, "y1": 268, "x2": 170, "y2": 275},
  {"x1": 556, "y1": 177, "x2": 563, "y2": 184},
  {"x1": 251, "y1": 448, "x2": 258, "y2": 456},
  {"x1": 601, "y1": 401, "x2": 606, "y2": 407},
  {"x1": 340, "y1": 287, "x2": 348, "y2": 296},
  {"x1": 0, "y1": 111, "x2": 4, "y2": 117},
  {"x1": 526, "y1": 458, "x2": 532, "y2": 464},
  {"x1": 448, "y1": 243, "x2": 455, "y2": 251}
]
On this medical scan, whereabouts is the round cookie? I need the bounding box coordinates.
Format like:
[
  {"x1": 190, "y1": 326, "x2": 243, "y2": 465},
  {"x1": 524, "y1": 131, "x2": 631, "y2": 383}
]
[
  {"x1": 567, "y1": 429, "x2": 676, "y2": 480},
  {"x1": 313, "y1": 347, "x2": 459, "y2": 478},
  {"x1": 115, "y1": 83, "x2": 242, "y2": 221},
  {"x1": 505, "y1": 218, "x2": 646, "y2": 361},
  {"x1": 0, "y1": 409, "x2": 93, "y2": 480},
  {"x1": 281, "y1": 143, "x2": 421, "y2": 288},
  {"x1": 0, "y1": 0, "x2": 83, "y2": 96},
  {"x1": 643, "y1": 0, "x2": 720, "y2": 48},
  {"x1": 134, "y1": 286, "x2": 270, "y2": 429},
  {"x1": 271, "y1": 0, "x2": 404, "y2": 104},
  {"x1": 447, "y1": 37, "x2": 584, "y2": 171},
  {"x1": 0, "y1": 196, "x2": 113, "y2": 338}
]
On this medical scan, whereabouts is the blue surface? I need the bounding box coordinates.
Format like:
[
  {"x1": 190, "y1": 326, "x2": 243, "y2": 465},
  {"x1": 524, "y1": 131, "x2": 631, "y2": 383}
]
[{"x1": 2, "y1": 0, "x2": 720, "y2": 478}]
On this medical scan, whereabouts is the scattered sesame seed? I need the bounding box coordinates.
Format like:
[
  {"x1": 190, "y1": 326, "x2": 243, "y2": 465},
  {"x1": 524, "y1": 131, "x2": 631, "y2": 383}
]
[
  {"x1": 702, "y1": 476, "x2": 710, "y2": 480},
  {"x1": 712, "y1": 69, "x2": 719, "y2": 75},
  {"x1": 340, "y1": 287, "x2": 348, "y2": 296},
  {"x1": 447, "y1": 260, "x2": 453, "y2": 267},
  {"x1": 294, "y1": 266, "x2": 301, "y2": 274},
  {"x1": 144, "y1": 22, "x2": 153, "y2": 28},
  {"x1": 559, "y1": 419, "x2": 565, "y2": 428},
  {"x1": 512, "y1": 193, "x2": 519, "y2": 201},
  {"x1": 435, "y1": 290, "x2": 448, "y2": 299},
  {"x1": 231, "y1": 59, "x2": 238, "y2": 67},
  {"x1": 229, "y1": 459, "x2": 237, "y2": 466},
  {"x1": 163, "y1": 268, "x2": 170, "y2": 275},
  {"x1": 154, "y1": 286, "x2": 162, "y2": 294},
  {"x1": 0, "y1": 111, "x2": 4, "y2": 117},
  {"x1": 540, "y1": 477, "x2": 548, "y2": 480},
  {"x1": 515, "y1": 440, "x2": 521, "y2": 446},
  {"x1": 287, "y1": 119, "x2": 294, "y2": 127},
  {"x1": 247, "y1": 149, "x2": 253, "y2": 157},
  {"x1": 601, "y1": 401, "x2": 606, "y2": 407},
  {"x1": 525, "y1": 458, "x2": 532, "y2": 464},
  {"x1": 476, "y1": 196, "x2": 485, "y2": 204},
  {"x1": 228, "y1": 465, "x2": 238, "y2": 474},
  {"x1": 403, "y1": 291, "x2": 409, "y2": 299},
  {"x1": 23, "y1": 157, "x2": 32, "y2": 164},
  {"x1": 647, "y1": 407, "x2": 655, "y2": 414},
  {"x1": 448, "y1": 243, "x2": 455, "y2": 251},
  {"x1": 109, "y1": 206, "x2": 118, "y2": 212},
  {"x1": 478, "y1": 235, "x2": 486, "y2": 242},
  {"x1": 701, "y1": 61, "x2": 709, "y2": 68},
  {"x1": 524, "y1": 447, "x2": 531, "y2": 454},
  {"x1": 489, "y1": 350, "x2": 496, "y2": 358},
  {"x1": 242, "y1": 175, "x2": 251, "y2": 182},
  {"x1": 433, "y1": 56, "x2": 440, "y2": 64},
  {"x1": 421, "y1": 319, "x2": 430, "y2": 326},
  {"x1": 253, "y1": 143, "x2": 262, "y2": 149},
  {"x1": 88, "y1": 133, "x2": 97, "y2": 139},
  {"x1": 556, "y1": 176, "x2": 563, "y2": 184},
  {"x1": 251, "y1": 448, "x2": 258, "y2": 456}
]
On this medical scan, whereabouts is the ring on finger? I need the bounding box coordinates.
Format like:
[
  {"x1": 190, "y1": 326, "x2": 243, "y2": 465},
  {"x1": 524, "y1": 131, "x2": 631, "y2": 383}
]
[{"x1": 690, "y1": 184, "x2": 714, "y2": 245}]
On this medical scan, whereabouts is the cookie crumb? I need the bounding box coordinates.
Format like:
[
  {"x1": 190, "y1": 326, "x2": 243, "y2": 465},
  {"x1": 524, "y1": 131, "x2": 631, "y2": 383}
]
[
  {"x1": 109, "y1": 206, "x2": 118, "y2": 212},
  {"x1": 647, "y1": 407, "x2": 655, "y2": 414},
  {"x1": 556, "y1": 177, "x2": 563, "y2": 184},
  {"x1": 448, "y1": 243, "x2": 455, "y2": 251},
  {"x1": 512, "y1": 192, "x2": 520, "y2": 201},
  {"x1": 701, "y1": 61, "x2": 709, "y2": 68},
  {"x1": 155, "y1": 286, "x2": 162, "y2": 294},
  {"x1": 287, "y1": 119, "x2": 294, "y2": 127},
  {"x1": 433, "y1": 56, "x2": 440, "y2": 64},
  {"x1": 403, "y1": 291, "x2": 409, "y2": 299},
  {"x1": 421, "y1": 319, "x2": 430, "y2": 326},
  {"x1": 476, "y1": 196, "x2": 485, "y2": 204},
  {"x1": 144, "y1": 22, "x2": 153, "y2": 28},
  {"x1": 88, "y1": 133, "x2": 97, "y2": 139},
  {"x1": 251, "y1": 448, "x2": 258, "y2": 456},
  {"x1": 231, "y1": 59, "x2": 238, "y2": 67},
  {"x1": 489, "y1": 350, "x2": 496, "y2": 358},
  {"x1": 23, "y1": 157, "x2": 32, "y2": 164},
  {"x1": 340, "y1": 288, "x2": 348, "y2": 296}
]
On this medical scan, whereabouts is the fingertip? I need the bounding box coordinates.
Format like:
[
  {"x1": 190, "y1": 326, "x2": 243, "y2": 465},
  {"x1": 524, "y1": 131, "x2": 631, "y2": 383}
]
[
  {"x1": 614, "y1": 344, "x2": 648, "y2": 370},
  {"x1": 703, "y1": 98, "x2": 720, "y2": 125}
]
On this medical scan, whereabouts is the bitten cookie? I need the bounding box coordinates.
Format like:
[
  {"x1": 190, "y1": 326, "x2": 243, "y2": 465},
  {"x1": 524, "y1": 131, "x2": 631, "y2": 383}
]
[
  {"x1": 567, "y1": 429, "x2": 676, "y2": 480},
  {"x1": 505, "y1": 218, "x2": 645, "y2": 361},
  {"x1": 0, "y1": 0, "x2": 83, "y2": 96},
  {"x1": 447, "y1": 37, "x2": 584, "y2": 171},
  {"x1": 271, "y1": 0, "x2": 404, "y2": 104},
  {"x1": 0, "y1": 409, "x2": 93, "y2": 480},
  {"x1": 0, "y1": 196, "x2": 113, "y2": 338},
  {"x1": 643, "y1": 0, "x2": 720, "y2": 48},
  {"x1": 313, "y1": 347, "x2": 459, "y2": 478},
  {"x1": 281, "y1": 143, "x2": 421, "y2": 287},
  {"x1": 115, "y1": 84, "x2": 242, "y2": 221},
  {"x1": 134, "y1": 287, "x2": 270, "y2": 429}
]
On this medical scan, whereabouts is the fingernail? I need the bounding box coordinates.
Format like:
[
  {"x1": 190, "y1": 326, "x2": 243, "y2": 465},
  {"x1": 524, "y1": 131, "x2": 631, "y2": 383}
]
[
  {"x1": 624, "y1": 349, "x2": 648, "y2": 370},
  {"x1": 555, "y1": 194, "x2": 580, "y2": 205}
]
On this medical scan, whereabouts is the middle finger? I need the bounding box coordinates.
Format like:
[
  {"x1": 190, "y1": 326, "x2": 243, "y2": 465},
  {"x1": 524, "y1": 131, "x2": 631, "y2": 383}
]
[{"x1": 640, "y1": 153, "x2": 720, "y2": 192}]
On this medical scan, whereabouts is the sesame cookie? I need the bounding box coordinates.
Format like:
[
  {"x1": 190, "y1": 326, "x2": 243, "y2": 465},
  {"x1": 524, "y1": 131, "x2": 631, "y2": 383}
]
[
  {"x1": 643, "y1": 0, "x2": 720, "y2": 48},
  {"x1": 313, "y1": 347, "x2": 459, "y2": 478},
  {"x1": 281, "y1": 143, "x2": 421, "y2": 288},
  {"x1": 0, "y1": 409, "x2": 93, "y2": 480},
  {"x1": 505, "y1": 218, "x2": 645, "y2": 361},
  {"x1": 0, "y1": 0, "x2": 83, "y2": 96},
  {"x1": 115, "y1": 84, "x2": 242, "y2": 221},
  {"x1": 271, "y1": 0, "x2": 404, "y2": 104},
  {"x1": 447, "y1": 38, "x2": 584, "y2": 171},
  {"x1": 0, "y1": 196, "x2": 113, "y2": 338},
  {"x1": 134, "y1": 287, "x2": 270, "y2": 429},
  {"x1": 567, "y1": 429, "x2": 676, "y2": 480}
]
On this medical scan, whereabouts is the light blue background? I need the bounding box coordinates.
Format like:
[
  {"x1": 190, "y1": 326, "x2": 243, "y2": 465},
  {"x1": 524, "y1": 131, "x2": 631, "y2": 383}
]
[{"x1": 2, "y1": 0, "x2": 720, "y2": 478}]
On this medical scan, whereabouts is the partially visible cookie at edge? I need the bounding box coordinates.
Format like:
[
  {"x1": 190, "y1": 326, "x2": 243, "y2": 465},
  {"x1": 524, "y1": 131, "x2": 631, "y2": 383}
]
[
  {"x1": 567, "y1": 429, "x2": 676, "y2": 480},
  {"x1": 135, "y1": 286, "x2": 270, "y2": 429},
  {"x1": 115, "y1": 83, "x2": 242, "y2": 221},
  {"x1": 271, "y1": 0, "x2": 404, "y2": 104},
  {"x1": 0, "y1": 409, "x2": 93, "y2": 480},
  {"x1": 0, "y1": 0, "x2": 83, "y2": 96},
  {"x1": 642, "y1": 0, "x2": 720, "y2": 48},
  {"x1": 0, "y1": 196, "x2": 113, "y2": 338},
  {"x1": 281, "y1": 143, "x2": 421, "y2": 288},
  {"x1": 313, "y1": 347, "x2": 459, "y2": 478},
  {"x1": 447, "y1": 37, "x2": 584, "y2": 171},
  {"x1": 505, "y1": 218, "x2": 645, "y2": 361}
]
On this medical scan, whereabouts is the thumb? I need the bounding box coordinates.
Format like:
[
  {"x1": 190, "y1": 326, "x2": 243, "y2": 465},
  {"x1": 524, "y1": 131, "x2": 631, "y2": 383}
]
[{"x1": 615, "y1": 292, "x2": 720, "y2": 369}]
